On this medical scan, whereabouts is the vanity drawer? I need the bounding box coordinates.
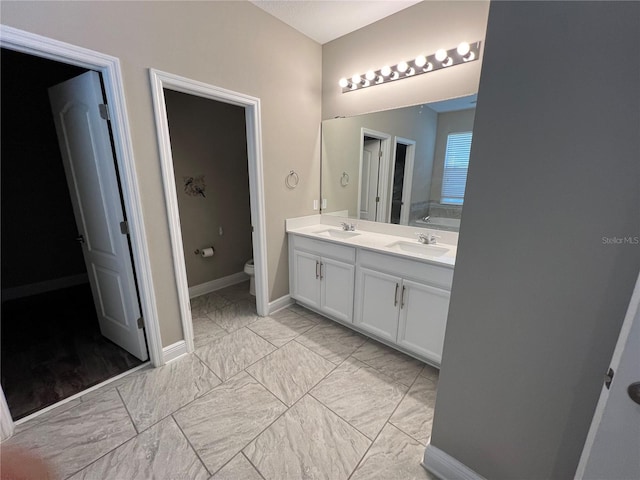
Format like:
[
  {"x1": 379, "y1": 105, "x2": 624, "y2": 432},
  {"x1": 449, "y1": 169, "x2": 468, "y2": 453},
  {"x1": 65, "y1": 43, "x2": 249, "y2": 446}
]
[
  {"x1": 358, "y1": 249, "x2": 453, "y2": 290},
  {"x1": 290, "y1": 234, "x2": 356, "y2": 263}
]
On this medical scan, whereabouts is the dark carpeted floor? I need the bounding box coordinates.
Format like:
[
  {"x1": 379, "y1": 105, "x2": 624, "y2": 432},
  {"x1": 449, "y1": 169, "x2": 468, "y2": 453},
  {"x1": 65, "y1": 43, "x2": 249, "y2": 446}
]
[{"x1": 1, "y1": 283, "x2": 144, "y2": 420}]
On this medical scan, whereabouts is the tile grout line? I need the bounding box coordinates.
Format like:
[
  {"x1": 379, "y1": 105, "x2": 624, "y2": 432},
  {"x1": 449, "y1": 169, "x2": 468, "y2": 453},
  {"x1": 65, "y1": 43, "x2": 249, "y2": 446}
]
[
  {"x1": 61, "y1": 390, "x2": 140, "y2": 479},
  {"x1": 116, "y1": 386, "x2": 140, "y2": 435},
  {"x1": 387, "y1": 374, "x2": 438, "y2": 447},
  {"x1": 306, "y1": 390, "x2": 373, "y2": 444},
  {"x1": 170, "y1": 414, "x2": 213, "y2": 477},
  {"x1": 342, "y1": 354, "x2": 425, "y2": 480},
  {"x1": 241, "y1": 451, "x2": 268, "y2": 480},
  {"x1": 223, "y1": 348, "x2": 352, "y2": 478},
  {"x1": 243, "y1": 340, "x2": 339, "y2": 408},
  {"x1": 381, "y1": 364, "x2": 432, "y2": 448}
]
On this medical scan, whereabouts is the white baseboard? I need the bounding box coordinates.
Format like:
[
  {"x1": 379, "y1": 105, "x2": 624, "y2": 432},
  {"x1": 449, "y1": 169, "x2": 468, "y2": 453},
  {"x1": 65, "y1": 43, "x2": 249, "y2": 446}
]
[
  {"x1": 422, "y1": 444, "x2": 485, "y2": 480},
  {"x1": 1, "y1": 274, "x2": 89, "y2": 302},
  {"x1": 188, "y1": 272, "x2": 248, "y2": 299},
  {"x1": 268, "y1": 294, "x2": 293, "y2": 315},
  {"x1": 163, "y1": 340, "x2": 188, "y2": 363}
]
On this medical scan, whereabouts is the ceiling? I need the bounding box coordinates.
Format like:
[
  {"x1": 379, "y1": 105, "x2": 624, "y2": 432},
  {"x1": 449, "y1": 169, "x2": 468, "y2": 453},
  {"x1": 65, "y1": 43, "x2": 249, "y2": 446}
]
[{"x1": 249, "y1": 0, "x2": 422, "y2": 45}]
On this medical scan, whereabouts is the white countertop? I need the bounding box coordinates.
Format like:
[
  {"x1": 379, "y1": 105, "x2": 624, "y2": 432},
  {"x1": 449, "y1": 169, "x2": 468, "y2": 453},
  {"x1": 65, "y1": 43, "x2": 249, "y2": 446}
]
[{"x1": 286, "y1": 222, "x2": 456, "y2": 268}]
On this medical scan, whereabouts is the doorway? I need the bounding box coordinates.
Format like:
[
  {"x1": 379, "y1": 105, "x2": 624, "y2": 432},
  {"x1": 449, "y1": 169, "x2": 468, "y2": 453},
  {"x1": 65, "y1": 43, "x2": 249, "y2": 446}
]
[
  {"x1": 389, "y1": 137, "x2": 416, "y2": 225},
  {"x1": 162, "y1": 90, "x2": 254, "y2": 306},
  {"x1": 1, "y1": 49, "x2": 146, "y2": 420},
  {"x1": 358, "y1": 129, "x2": 391, "y2": 222},
  {"x1": 149, "y1": 69, "x2": 268, "y2": 354}
]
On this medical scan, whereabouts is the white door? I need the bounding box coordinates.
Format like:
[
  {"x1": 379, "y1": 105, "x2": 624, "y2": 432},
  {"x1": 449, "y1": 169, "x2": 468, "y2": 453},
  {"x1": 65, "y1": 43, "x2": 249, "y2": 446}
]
[
  {"x1": 355, "y1": 267, "x2": 401, "y2": 342},
  {"x1": 575, "y1": 272, "x2": 640, "y2": 479},
  {"x1": 360, "y1": 138, "x2": 381, "y2": 221},
  {"x1": 397, "y1": 279, "x2": 450, "y2": 365},
  {"x1": 48, "y1": 71, "x2": 148, "y2": 361},
  {"x1": 320, "y1": 257, "x2": 355, "y2": 323}
]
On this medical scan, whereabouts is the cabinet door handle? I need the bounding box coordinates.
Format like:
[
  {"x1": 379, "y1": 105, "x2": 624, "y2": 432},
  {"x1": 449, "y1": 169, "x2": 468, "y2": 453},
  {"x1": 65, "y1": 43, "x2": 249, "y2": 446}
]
[
  {"x1": 315, "y1": 260, "x2": 320, "y2": 279},
  {"x1": 401, "y1": 285, "x2": 406, "y2": 309},
  {"x1": 319, "y1": 262, "x2": 324, "y2": 280},
  {"x1": 394, "y1": 283, "x2": 399, "y2": 306}
]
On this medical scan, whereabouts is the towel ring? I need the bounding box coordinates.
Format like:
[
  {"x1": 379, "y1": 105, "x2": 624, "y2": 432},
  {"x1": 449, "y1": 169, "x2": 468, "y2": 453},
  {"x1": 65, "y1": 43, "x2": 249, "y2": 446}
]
[
  {"x1": 340, "y1": 172, "x2": 350, "y2": 187},
  {"x1": 285, "y1": 170, "x2": 299, "y2": 189}
]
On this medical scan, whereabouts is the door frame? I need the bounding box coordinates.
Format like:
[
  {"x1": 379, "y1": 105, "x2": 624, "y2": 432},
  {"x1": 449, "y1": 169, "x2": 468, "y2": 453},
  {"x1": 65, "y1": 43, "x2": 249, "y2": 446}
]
[
  {"x1": 148, "y1": 69, "x2": 268, "y2": 354},
  {"x1": 390, "y1": 137, "x2": 416, "y2": 225},
  {"x1": 358, "y1": 128, "x2": 391, "y2": 222},
  {"x1": 0, "y1": 27, "x2": 163, "y2": 363},
  {"x1": 574, "y1": 271, "x2": 640, "y2": 478},
  {"x1": 0, "y1": 25, "x2": 164, "y2": 435}
]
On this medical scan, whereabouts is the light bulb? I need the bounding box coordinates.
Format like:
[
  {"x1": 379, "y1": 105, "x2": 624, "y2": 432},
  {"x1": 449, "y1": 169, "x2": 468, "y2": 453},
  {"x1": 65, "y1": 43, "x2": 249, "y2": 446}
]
[
  {"x1": 351, "y1": 74, "x2": 361, "y2": 84},
  {"x1": 415, "y1": 55, "x2": 427, "y2": 67},
  {"x1": 339, "y1": 78, "x2": 349, "y2": 88},
  {"x1": 381, "y1": 66, "x2": 392, "y2": 77},
  {"x1": 457, "y1": 42, "x2": 470, "y2": 56},
  {"x1": 397, "y1": 61, "x2": 409, "y2": 73},
  {"x1": 435, "y1": 49, "x2": 448, "y2": 62},
  {"x1": 365, "y1": 70, "x2": 376, "y2": 81}
]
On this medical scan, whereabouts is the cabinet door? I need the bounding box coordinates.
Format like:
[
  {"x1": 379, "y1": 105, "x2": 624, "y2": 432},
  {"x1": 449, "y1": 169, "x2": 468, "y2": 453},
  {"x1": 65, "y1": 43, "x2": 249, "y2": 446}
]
[
  {"x1": 397, "y1": 279, "x2": 450, "y2": 365},
  {"x1": 292, "y1": 250, "x2": 320, "y2": 308},
  {"x1": 320, "y1": 257, "x2": 355, "y2": 323},
  {"x1": 354, "y1": 267, "x2": 401, "y2": 342}
]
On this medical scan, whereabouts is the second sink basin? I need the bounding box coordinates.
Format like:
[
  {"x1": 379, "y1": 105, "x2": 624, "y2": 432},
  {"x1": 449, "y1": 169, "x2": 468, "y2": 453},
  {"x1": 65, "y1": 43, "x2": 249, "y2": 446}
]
[
  {"x1": 315, "y1": 229, "x2": 362, "y2": 240},
  {"x1": 385, "y1": 241, "x2": 449, "y2": 257}
]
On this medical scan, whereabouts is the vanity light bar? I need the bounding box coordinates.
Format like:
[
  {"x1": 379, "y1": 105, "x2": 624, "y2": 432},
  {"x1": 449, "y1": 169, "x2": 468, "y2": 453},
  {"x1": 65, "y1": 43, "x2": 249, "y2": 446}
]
[{"x1": 338, "y1": 41, "x2": 481, "y2": 93}]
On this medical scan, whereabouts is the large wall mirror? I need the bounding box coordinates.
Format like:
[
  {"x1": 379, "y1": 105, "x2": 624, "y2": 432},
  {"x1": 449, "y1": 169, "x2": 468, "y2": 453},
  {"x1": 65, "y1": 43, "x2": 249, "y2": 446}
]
[{"x1": 321, "y1": 94, "x2": 476, "y2": 232}]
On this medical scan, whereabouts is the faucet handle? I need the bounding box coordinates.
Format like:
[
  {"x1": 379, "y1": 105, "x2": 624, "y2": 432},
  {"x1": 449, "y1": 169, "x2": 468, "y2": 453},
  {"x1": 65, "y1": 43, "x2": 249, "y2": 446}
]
[
  {"x1": 416, "y1": 232, "x2": 440, "y2": 244},
  {"x1": 341, "y1": 222, "x2": 357, "y2": 231}
]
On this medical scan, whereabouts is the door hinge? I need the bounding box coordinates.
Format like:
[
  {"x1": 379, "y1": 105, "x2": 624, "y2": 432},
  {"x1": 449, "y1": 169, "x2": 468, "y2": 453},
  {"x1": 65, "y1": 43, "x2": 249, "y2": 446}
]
[
  {"x1": 120, "y1": 221, "x2": 129, "y2": 235},
  {"x1": 137, "y1": 316, "x2": 145, "y2": 329},
  {"x1": 604, "y1": 367, "x2": 614, "y2": 389},
  {"x1": 375, "y1": 196, "x2": 380, "y2": 203},
  {"x1": 99, "y1": 103, "x2": 111, "y2": 121},
  {"x1": 378, "y1": 150, "x2": 383, "y2": 158}
]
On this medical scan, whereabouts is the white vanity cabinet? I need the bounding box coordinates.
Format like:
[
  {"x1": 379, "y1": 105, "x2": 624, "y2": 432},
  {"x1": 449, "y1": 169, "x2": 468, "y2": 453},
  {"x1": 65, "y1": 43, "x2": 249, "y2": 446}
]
[
  {"x1": 289, "y1": 235, "x2": 355, "y2": 322},
  {"x1": 354, "y1": 250, "x2": 453, "y2": 364}
]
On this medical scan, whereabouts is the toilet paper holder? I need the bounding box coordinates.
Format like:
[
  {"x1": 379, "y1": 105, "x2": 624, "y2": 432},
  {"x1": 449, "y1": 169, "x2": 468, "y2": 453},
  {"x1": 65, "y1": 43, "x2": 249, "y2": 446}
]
[{"x1": 194, "y1": 247, "x2": 215, "y2": 256}]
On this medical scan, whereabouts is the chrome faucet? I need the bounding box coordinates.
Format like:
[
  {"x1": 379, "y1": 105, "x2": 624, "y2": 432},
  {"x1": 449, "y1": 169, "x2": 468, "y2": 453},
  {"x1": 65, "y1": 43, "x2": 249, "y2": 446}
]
[
  {"x1": 416, "y1": 232, "x2": 440, "y2": 244},
  {"x1": 340, "y1": 222, "x2": 356, "y2": 231},
  {"x1": 422, "y1": 215, "x2": 431, "y2": 223}
]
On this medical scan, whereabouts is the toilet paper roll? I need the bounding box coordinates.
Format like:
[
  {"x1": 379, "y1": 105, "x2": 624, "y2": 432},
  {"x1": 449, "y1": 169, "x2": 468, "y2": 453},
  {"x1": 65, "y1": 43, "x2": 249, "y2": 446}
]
[{"x1": 200, "y1": 247, "x2": 215, "y2": 258}]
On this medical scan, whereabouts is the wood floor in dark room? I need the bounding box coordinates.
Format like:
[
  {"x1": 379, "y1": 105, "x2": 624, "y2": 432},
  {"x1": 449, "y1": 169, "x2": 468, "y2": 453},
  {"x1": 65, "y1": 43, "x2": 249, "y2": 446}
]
[{"x1": 1, "y1": 284, "x2": 144, "y2": 420}]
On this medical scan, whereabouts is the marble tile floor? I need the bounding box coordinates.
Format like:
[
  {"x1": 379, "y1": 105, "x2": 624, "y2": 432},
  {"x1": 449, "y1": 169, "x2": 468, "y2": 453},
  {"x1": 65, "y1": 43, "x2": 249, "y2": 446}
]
[{"x1": 5, "y1": 281, "x2": 439, "y2": 480}]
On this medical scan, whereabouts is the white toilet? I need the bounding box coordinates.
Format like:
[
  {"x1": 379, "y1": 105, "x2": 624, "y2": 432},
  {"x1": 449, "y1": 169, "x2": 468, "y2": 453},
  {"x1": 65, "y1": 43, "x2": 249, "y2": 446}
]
[{"x1": 244, "y1": 259, "x2": 256, "y2": 296}]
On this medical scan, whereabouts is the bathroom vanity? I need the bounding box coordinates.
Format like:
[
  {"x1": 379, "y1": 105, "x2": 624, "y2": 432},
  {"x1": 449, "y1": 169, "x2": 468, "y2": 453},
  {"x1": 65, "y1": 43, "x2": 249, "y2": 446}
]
[{"x1": 287, "y1": 217, "x2": 456, "y2": 366}]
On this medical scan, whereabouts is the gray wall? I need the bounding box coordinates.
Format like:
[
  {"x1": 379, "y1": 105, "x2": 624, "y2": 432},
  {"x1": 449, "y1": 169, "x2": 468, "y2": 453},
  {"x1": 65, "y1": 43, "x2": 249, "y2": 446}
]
[
  {"x1": 1, "y1": 1, "x2": 322, "y2": 346},
  {"x1": 164, "y1": 90, "x2": 252, "y2": 288},
  {"x1": 431, "y1": 2, "x2": 640, "y2": 479}
]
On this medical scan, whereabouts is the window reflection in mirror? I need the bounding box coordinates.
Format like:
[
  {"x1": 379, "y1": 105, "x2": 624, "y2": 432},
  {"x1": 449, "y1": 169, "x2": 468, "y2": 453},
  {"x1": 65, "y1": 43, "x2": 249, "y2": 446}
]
[{"x1": 320, "y1": 94, "x2": 476, "y2": 232}]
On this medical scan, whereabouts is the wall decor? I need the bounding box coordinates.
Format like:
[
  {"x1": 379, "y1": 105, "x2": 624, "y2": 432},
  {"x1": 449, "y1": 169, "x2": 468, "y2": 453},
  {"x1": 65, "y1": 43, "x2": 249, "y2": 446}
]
[{"x1": 183, "y1": 175, "x2": 206, "y2": 198}]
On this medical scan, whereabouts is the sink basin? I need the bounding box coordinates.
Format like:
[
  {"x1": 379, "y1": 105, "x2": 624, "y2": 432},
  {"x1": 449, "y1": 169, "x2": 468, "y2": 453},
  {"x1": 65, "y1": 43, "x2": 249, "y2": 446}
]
[
  {"x1": 314, "y1": 229, "x2": 361, "y2": 240},
  {"x1": 385, "y1": 241, "x2": 449, "y2": 257}
]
